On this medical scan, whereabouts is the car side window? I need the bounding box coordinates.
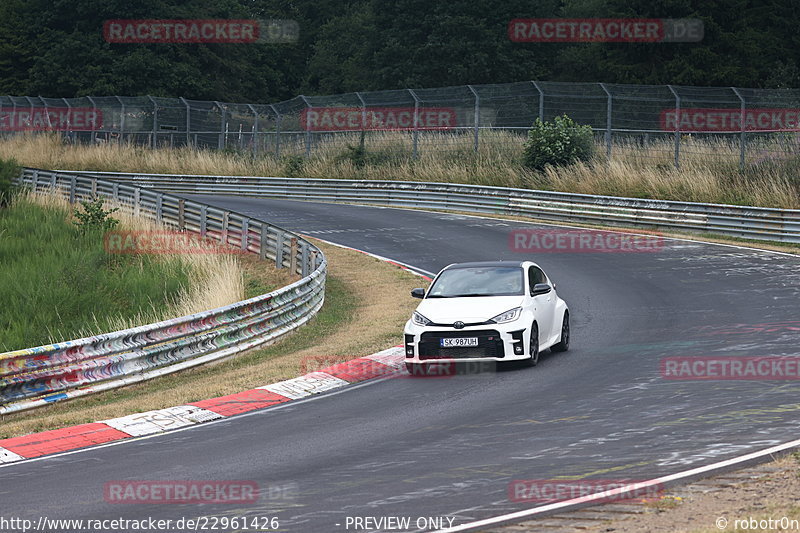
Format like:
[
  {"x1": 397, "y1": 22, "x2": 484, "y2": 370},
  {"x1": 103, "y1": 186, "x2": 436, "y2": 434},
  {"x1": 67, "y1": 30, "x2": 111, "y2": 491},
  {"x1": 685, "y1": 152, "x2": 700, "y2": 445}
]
[{"x1": 528, "y1": 266, "x2": 547, "y2": 294}]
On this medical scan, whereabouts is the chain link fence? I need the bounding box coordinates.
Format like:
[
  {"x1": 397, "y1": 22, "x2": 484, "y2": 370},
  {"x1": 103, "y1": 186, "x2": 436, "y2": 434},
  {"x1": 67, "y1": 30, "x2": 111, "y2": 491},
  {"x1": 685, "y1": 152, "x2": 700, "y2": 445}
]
[{"x1": 3, "y1": 82, "x2": 800, "y2": 169}]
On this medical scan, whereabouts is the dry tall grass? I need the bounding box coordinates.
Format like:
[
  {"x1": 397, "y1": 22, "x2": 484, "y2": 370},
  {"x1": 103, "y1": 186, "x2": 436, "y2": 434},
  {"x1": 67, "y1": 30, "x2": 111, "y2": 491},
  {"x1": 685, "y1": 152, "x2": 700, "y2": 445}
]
[
  {"x1": 23, "y1": 191, "x2": 246, "y2": 338},
  {"x1": 1, "y1": 131, "x2": 797, "y2": 208}
]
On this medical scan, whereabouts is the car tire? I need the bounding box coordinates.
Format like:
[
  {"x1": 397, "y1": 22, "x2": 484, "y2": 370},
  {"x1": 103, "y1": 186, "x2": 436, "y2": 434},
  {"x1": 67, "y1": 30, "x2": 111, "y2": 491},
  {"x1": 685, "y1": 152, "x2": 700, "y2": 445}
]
[
  {"x1": 526, "y1": 323, "x2": 539, "y2": 367},
  {"x1": 551, "y1": 312, "x2": 570, "y2": 353}
]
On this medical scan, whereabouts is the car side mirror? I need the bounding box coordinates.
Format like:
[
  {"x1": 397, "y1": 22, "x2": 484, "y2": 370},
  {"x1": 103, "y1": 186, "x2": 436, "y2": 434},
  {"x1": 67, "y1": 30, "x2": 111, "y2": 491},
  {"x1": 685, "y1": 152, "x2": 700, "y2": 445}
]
[
  {"x1": 411, "y1": 288, "x2": 426, "y2": 299},
  {"x1": 531, "y1": 283, "x2": 551, "y2": 296}
]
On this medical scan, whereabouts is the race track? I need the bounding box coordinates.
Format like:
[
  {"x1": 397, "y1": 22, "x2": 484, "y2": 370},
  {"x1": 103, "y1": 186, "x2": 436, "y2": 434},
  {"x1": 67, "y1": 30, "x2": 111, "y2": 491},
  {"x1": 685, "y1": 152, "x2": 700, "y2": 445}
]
[{"x1": 2, "y1": 196, "x2": 800, "y2": 532}]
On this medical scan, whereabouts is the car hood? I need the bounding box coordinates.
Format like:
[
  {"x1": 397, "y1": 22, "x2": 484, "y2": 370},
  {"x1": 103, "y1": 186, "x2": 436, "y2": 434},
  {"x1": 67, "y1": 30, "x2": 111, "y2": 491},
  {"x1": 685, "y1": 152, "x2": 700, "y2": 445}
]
[{"x1": 415, "y1": 296, "x2": 524, "y2": 323}]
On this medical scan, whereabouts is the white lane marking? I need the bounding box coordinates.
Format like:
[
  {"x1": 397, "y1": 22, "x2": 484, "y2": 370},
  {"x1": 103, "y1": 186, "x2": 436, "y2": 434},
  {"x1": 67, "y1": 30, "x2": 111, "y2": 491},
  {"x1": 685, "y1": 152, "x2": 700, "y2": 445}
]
[
  {"x1": 102, "y1": 405, "x2": 222, "y2": 437},
  {"x1": 433, "y1": 436, "x2": 800, "y2": 532},
  {"x1": 0, "y1": 447, "x2": 24, "y2": 464},
  {"x1": 364, "y1": 346, "x2": 406, "y2": 370},
  {"x1": 259, "y1": 372, "x2": 350, "y2": 400}
]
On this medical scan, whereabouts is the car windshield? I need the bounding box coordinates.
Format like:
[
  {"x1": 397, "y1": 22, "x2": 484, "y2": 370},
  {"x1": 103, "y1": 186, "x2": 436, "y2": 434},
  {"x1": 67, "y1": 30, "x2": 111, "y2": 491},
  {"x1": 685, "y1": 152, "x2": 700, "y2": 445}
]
[{"x1": 427, "y1": 267, "x2": 524, "y2": 298}]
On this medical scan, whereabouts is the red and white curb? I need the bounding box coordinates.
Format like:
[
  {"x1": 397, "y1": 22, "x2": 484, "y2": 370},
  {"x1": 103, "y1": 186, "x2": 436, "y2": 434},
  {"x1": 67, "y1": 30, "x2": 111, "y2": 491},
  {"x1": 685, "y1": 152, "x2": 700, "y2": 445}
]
[{"x1": 0, "y1": 346, "x2": 405, "y2": 465}]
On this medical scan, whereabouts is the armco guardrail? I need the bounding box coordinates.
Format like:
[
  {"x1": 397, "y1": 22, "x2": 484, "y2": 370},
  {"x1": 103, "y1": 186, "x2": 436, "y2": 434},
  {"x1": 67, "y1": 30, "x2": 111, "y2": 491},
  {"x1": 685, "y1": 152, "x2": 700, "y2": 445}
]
[
  {"x1": 1, "y1": 168, "x2": 326, "y2": 414},
  {"x1": 66, "y1": 170, "x2": 800, "y2": 244}
]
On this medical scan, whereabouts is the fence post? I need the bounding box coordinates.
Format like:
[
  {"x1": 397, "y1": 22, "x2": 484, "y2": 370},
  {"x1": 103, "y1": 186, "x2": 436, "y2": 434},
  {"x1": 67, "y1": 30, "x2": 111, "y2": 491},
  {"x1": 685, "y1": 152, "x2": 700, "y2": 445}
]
[
  {"x1": 178, "y1": 199, "x2": 185, "y2": 231},
  {"x1": 667, "y1": 85, "x2": 681, "y2": 169},
  {"x1": 69, "y1": 175, "x2": 76, "y2": 204},
  {"x1": 147, "y1": 95, "x2": 158, "y2": 148},
  {"x1": 275, "y1": 231, "x2": 285, "y2": 268},
  {"x1": 200, "y1": 205, "x2": 208, "y2": 237},
  {"x1": 112, "y1": 181, "x2": 119, "y2": 201},
  {"x1": 115, "y1": 96, "x2": 126, "y2": 143},
  {"x1": 731, "y1": 87, "x2": 746, "y2": 169},
  {"x1": 221, "y1": 211, "x2": 229, "y2": 244},
  {"x1": 300, "y1": 95, "x2": 312, "y2": 158},
  {"x1": 467, "y1": 85, "x2": 480, "y2": 153},
  {"x1": 31, "y1": 169, "x2": 38, "y2": 192},
  {"x1": 270, "y1": 104, "x2": 281, "y2": 159},
  {"x1": 300, "y1": 241, "x2": 309, "y2": 277},
  {"x1": 215, "y1": 101, "x2": 226, "y2": 150},
  {"x1": 356, "y1": 91, "x2": 368, "y2": 146},
  {"x1": 531, "y1": 81, "x2": 544, "y2": 121},
  {"x1": 90, "y1": 178, "x2": 97, "y2": 198},
  {"x1": 241, "y1": 217, "x2": 249, "y2": 251},
  {"x1": 259, "y1": 225, "x2": 268, "y2": 260},
  {"x1": 180, "y1": 97, "x2": 191, "y2": 147},
  {"x1": 247, "y1": 104, "x2": 259, "y2": 156},
  {"x1": 408, "y1": 89, "x2": 420, "y2": 159},
  {"x1": 156, "y1": 193, "x2": 163, "y2": 222},
  {"x1": 133, "y1": 188, "x2": 140, "y2": 217},
  {"x1": 599, "y1": 83, "x2": 612, "y2": 160},
  {"x1": 289, "y1": 237, "x2": 298, "y2": 273},
  {"x1": 85, "y1": 95, "x2": 98, "y2": 143}
]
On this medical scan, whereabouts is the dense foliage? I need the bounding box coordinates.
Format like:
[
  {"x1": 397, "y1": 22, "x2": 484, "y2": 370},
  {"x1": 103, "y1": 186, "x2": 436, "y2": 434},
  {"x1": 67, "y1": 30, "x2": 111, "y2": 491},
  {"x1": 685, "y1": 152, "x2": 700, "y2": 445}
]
[
  {"x1": 0, "y1": 0, "x2": 798, "y2": 101},
  {"x1": 523, "y1": 115, "x2": 594, "y2": 171},
  {"x1": 0, "y1": 158, "x2": 20, "y2": 207}
]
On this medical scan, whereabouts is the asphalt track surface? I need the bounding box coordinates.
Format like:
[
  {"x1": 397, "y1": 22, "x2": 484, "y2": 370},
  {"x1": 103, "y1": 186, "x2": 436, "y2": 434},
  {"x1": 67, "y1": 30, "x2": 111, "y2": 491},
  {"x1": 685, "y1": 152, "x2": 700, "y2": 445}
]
[{"x1": 3, "y1": 196, "x2": 800, "y2": 533}]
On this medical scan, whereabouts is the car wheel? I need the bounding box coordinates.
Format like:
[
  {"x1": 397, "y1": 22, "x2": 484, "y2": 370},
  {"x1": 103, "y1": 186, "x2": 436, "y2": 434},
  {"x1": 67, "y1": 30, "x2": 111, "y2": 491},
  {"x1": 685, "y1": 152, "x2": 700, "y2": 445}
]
[
  {"x1": 526, "y1": 323, "x2": 539, "y2": 367},
  {"x1": 551, "y1": 312, "x2": 570, "y2": 353}
]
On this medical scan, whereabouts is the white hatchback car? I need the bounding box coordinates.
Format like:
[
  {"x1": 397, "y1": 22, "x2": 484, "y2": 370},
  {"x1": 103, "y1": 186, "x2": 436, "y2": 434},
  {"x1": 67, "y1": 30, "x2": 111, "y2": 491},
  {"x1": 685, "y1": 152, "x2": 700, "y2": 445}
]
[{"x1": 403, "y1": 261, "x2": 569, "y2": 373}]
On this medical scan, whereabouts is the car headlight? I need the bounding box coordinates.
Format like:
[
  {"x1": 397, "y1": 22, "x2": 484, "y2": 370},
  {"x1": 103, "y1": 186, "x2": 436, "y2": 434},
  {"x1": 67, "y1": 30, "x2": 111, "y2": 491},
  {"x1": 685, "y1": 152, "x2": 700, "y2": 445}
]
[
  {"x1": 412, "y1": 311, "x2": 432, "y2": 326},
  {"x1": 490, "y1": 307, "x2": 522, "y2": 324}
]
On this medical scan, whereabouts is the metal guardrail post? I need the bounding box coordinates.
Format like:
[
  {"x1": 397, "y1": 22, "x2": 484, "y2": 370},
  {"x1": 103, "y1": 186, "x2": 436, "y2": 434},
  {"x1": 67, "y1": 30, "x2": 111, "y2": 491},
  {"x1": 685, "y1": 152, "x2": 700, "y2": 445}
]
[
  {"x1": 133, "y1": 188, "x2": 140, "y2": 217},
  {"x1": 300, "y1": 240, "x2": 309, "y2": 277},
  {"x1": 69, "y1": 175, "x2": 76, "y2": 204},
  {"x1": 532, "y1": 81, "x2": 544, "y2": 121},
  {"x1": 178, "y1": 199, "x2": 185, "y2": 230},
  {"x1": 731, "y1": 87, "x2": 746, "y2": 169},
  {"x1": 200, "y1": 205, "x2": 207, "y2": 237},
  {"x1": 156, "y1": 193, "x2": 163, "y2": 222},
  {"x1": 31, "y1": 169, "x2": 38, "y2": 192},
  {"x1": 112, "y1": 182, "x2": 119, "y2": 201},
  {"x1": 241, "y1": 218, "x2": 249, "y2": 251},
  {"x1": 85, "y1": 96, "x2": 98, "y2": 143},
  {"x1": 667, "y1": 85, "x2": 681, "y2": 169},
  {"x1": 50, "y1": 172, "x2": 56, "y2": 191},
  {"x1": 91, "y1": 178, "x2": 97, "y2": 197},
  {"x1": 221, "y1": 211, "x2": 229, "y2": 244},
  {"x1": 408, "y1": 89, "x2": 420, "y2": 159},
  {"x1": 300, "y1": 95, "x2": 312, "y2": 158},
  {"x1": 467, "y1": 85, "x2": 480, "y2": 153},
  {"x1": 259, "y1": 225, "x2": 268, "y2": 260},
  {"x1": 289, "y1": 237, "x2": 298, "y2": 273},
  {"x1": 599, "y1": 83, "x2": 612, "y2": 160},
  {"x1": 355, "y1": 91, "x2": 367, "y2": 136},
  {"x1": 275, "y1": 231, "x2": 285, "y2": 268}
]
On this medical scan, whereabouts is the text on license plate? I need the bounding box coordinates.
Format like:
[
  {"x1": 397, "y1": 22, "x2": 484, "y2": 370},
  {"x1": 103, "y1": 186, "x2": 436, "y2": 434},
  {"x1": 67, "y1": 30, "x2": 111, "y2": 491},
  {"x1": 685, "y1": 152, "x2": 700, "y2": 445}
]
[{"x1": 440, "y1": 337, "x2": 478, "y2": 348}]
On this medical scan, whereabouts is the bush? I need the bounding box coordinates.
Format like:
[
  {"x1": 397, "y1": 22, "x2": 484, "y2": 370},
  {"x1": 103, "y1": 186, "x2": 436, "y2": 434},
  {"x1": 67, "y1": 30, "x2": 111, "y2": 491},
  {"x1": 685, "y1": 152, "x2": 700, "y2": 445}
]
[
  {"x1": 72, "y1": 196, "x2": 120, "y2": 232},
  {"x1": 0, "y1": 157, "x2": 21, "y2": 207},
  {"x1": 523, "y1": 115, "x2": 594, "y2": 171}
]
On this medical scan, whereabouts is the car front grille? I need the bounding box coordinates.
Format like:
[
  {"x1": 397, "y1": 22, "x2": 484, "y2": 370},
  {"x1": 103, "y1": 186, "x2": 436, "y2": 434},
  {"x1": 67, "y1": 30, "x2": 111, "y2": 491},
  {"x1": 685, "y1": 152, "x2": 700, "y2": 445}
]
[{"x1": 418, "y1": 329, "x2": 505, "y2": 360}]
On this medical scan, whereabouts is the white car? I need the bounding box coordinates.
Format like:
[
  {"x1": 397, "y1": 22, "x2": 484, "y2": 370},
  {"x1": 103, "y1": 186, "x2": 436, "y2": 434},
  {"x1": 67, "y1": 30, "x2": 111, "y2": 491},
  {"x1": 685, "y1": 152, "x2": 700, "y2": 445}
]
[{"x1": 403, "y1": 261, "x2": 569, "y2": 373}]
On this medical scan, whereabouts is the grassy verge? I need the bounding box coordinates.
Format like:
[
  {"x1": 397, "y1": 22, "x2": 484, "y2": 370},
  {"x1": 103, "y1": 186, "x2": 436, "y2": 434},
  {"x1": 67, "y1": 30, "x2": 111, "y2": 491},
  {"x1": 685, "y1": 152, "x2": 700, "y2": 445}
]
[
  {"x1": 0, "y1": 240, "x2": 423, "y2": 438},
  {"x1": 0, "y1": 195, "x2": 196, "y2": 352},
  {"x1": 0, "y1": 132, "x2": 797, "y2": 208}
]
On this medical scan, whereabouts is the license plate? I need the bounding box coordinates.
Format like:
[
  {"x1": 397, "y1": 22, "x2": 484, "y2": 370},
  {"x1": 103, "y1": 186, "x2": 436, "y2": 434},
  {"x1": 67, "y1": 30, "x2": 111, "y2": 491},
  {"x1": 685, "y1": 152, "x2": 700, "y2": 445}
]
[{"x1": 440, "y1": 337, "x2": 478, "y2": 348}]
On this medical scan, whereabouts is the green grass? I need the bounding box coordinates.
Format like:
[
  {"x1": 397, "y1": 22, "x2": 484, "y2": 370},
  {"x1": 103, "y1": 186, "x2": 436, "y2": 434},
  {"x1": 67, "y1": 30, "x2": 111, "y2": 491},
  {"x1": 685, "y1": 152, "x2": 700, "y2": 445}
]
[{"x1": 0, "y1": 198, "x2": 192, "y2": 352}]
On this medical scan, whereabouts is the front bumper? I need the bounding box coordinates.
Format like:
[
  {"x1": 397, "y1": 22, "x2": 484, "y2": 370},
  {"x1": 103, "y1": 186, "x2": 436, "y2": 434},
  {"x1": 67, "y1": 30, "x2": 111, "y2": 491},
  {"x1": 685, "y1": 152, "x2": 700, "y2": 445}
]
[{"x1": 403, "y1": 321, "x2": 530, "y2": 363}]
